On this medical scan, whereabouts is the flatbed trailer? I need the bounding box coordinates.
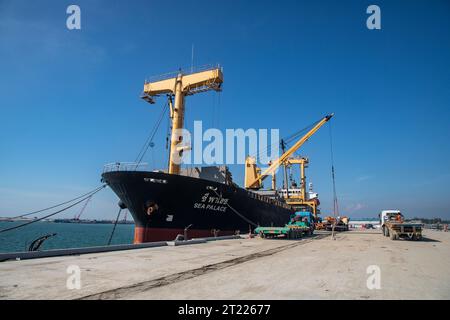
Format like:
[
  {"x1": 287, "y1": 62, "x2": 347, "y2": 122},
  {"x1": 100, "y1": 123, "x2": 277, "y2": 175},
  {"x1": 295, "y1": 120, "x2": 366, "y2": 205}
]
[
  {"x1": 384, "y1": 221, "x2": 423, "y2": 240},
  {"x1": 325, "y1": 224, "x2": 349, "y2": 231},
  {"x1": 255, "y1": 211, "x2": 314, "y2": 239},
  {"x1": 255, "y1": 225, "x2": 311, "y2": 239}
]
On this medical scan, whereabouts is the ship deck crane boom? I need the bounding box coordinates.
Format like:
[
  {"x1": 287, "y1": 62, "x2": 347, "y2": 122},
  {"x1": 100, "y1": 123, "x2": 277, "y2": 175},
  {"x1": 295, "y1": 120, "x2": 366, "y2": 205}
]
[
  {"x1": 141, "y1": 66, "x2": 223, "y2": 175},
  {"x1": 245, "y1": 113, "x2": 334, "y2": 189}
]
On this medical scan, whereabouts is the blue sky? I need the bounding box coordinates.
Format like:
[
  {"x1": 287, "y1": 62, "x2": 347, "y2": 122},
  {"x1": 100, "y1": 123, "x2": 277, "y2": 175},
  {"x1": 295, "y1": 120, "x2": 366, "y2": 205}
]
[{"x1": 1, "y1": 0, "x2": 449, "y2": 220}]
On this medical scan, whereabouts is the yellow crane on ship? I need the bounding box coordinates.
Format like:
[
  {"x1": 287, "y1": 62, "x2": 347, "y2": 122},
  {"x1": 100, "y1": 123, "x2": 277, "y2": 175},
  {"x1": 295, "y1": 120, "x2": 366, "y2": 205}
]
[
  {"x1": 244, "y1": 114, "x2": 333, "y2": 217},
  {"x1": 140, "y1": 66, "x2": 223, "y2": 175}
]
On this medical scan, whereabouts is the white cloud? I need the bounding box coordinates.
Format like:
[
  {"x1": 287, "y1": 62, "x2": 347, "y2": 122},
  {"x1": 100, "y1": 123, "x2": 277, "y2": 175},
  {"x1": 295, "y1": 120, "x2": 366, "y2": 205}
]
[
  {"x1": 356, "y1": 175, "x2": 373, "y2": 182},
  {"x1": 345, "y1": 202, "x2": 368, "y2": 213}
]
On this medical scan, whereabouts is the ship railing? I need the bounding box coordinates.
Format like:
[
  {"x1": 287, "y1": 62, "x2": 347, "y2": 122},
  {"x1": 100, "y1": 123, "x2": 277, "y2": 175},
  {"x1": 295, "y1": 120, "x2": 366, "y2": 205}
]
[
  {"x1": 144, "y1": 64, "x2": 222, "y2": 84},
  {"x1": 103, "y1": 162, "x2": 148, "y2": 173}
]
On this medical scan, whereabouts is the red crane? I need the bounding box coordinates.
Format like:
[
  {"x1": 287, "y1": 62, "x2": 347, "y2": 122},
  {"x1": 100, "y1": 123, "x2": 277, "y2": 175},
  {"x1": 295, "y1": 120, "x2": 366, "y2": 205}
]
[{"x1": 74, "y1": 195, "x2": 92, "y2": 221}]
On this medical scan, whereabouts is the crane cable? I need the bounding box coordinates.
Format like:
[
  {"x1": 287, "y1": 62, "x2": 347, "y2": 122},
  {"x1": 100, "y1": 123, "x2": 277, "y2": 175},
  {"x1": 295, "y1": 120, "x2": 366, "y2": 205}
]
[
  {"x1": 0, "y1": 185, "x2": 107, "y2": 234},
  {"x1": 247, "y1": 118, "x2": 321, "y2": 163},
  {"x1": 283, "y1": 119, "x2": 321, "y2": 146},
  {"x1": 329, "y1": 121, "x2": 339, "y2": 240},
  {"x1": 134, "y1": 99, "x2": 169, "y2": 169},
  {"x1": 8, "y1": 184, "x2": 107, "y2": 219},
  {"x1": 329, "y1": 121, "x2": 339, "y2": 217}
]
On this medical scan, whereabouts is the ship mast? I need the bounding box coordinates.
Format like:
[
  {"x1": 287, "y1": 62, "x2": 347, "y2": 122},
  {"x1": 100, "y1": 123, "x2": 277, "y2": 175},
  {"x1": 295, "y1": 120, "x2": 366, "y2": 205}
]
[{"x1": 141, "y1": 66, "x2": 223, "y2": 174}]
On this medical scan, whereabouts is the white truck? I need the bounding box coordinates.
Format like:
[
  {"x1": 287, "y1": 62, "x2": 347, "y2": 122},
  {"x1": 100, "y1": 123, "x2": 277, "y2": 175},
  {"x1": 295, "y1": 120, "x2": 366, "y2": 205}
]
[{"x1": 380, "y1": 210, "x2": 423, "y2": 240}]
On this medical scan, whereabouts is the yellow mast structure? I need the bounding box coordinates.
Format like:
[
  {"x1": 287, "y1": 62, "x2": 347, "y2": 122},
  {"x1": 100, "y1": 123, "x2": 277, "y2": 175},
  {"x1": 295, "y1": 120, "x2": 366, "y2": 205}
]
[
  {"x1": 283, "y1": 157, "x2": 320, "y2": 217},
  {"x1": 141, "y1": 66, "x2": 223, "y2": 175},
  {"x1": 285, "y1": 157, "x2": 309, "y2": 200},
  {"x1": 245, "y1": 113, "x2": 334, "y2": 189}
]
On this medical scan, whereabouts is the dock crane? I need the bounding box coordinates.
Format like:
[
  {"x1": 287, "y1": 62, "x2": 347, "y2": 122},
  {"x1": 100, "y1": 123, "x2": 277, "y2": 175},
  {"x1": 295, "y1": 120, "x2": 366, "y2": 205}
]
[
  {"x1": 141, "y1": 66, "x2": 223, "y2": 175},
  {"x1": 73, "y1": 195, "x2": 92, "y2": 221},
  {"x1": 244, "y1": 113, "x2": 334, "y2": 217}
]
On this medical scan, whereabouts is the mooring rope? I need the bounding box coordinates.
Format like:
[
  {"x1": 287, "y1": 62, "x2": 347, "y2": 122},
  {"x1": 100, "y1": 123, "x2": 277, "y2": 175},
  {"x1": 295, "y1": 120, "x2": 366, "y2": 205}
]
[
  {"x1": 0, "y1": 185, "x2": 107, "y2": 234},
  {"x1": 208, "y1": 187, "x2": 258, "y2": 227},
  {"x1": 8, "y1": 184, "x2": 107, "y2": 219},
  {"x1": 107, "y1": 208, "x2": 123, "y2": 245}
]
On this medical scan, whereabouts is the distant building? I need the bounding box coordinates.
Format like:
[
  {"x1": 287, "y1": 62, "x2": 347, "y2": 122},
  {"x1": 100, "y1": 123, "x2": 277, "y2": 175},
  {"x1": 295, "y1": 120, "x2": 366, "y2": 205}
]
[{"x1": 348, "y1": 218, "x2": 380, "y2": 229}]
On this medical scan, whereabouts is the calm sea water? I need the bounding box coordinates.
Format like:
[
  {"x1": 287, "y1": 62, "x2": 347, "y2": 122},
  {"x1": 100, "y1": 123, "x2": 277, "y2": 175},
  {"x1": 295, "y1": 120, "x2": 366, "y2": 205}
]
[{"x1": 0, "y1": 221, "x2": 134, "y2": 253}]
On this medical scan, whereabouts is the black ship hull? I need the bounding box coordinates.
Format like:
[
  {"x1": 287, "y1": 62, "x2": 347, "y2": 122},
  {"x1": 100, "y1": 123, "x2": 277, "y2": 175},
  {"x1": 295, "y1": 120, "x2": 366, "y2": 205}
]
[{"x1": 101, "y1": 171, "x2": 294, "y2": 243}]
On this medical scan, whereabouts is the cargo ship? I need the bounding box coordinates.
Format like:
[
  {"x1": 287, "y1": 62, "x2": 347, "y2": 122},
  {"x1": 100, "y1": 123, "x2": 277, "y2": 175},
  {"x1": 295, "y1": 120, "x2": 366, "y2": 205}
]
[
  {"x1": 101, "y1": 66, "x2": 332, "y2": 243},
  {"x1": 102, "y1": 166, "x2": 293, "y2": 242}
]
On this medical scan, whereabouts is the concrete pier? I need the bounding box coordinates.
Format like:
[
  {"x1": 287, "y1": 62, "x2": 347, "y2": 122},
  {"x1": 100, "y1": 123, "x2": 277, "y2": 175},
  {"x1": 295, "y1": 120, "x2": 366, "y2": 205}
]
[{"x1": 1, "y1": 230, "x2": 449, "y2": 299}]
